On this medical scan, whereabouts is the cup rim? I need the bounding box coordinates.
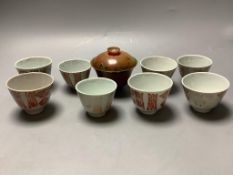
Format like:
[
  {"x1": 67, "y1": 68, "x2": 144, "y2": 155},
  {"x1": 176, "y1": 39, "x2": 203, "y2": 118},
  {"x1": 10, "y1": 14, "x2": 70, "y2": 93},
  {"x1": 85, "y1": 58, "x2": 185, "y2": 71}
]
[
  {"x1": 75, "y1": 77, "x2": 117, "y2": 96},
  {"x1": 6, "y1": 72, "x2": 54, "y2": 92},
  {"x1": 128, "y1": 72, "x2": 173, "y2": 93},
  {"x1": 181, "y1": 72, "x2": 230, "y2": 94},
  {"x1": 177, "y1": 54, "x2": 213, "y2": 68},
  {"x1": 14, "y1": 56, "x2": 52, "y2": 71},
  {"x1": 140, "y1": 55, "x2": 177, "y2": 72},
  {"x1": 58, "y1": 59, "x2": 91, "y2": 74}
]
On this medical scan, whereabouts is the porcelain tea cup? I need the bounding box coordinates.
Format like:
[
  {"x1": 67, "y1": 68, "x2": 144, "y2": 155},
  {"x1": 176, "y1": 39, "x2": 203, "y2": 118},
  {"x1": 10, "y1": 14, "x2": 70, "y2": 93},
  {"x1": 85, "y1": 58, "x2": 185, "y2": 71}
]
[
  {"x1": 128, "y1": 72, "x2": 173, "y2": 115},
  {"x1": 140, "y1": 56, "x2": 177, "y2": 77},
  {"x1": 75, "y1": 77, "x2": 117, "y2": 117},
  {"x1": 59, "y1": 59, "x2": 91, "y2": 88},
  {"x1": 15, "y1": 56, "x2": 52, "y2": 74},
  {"x1": 6, "y1": 72, "x2": 54, "y2": 115},
  {"x1": 177, "y1": 54, "x2": 212, "y2": 77},
  {"x1": 181, "y1": 72, "x2": 230, "y2": 113}
]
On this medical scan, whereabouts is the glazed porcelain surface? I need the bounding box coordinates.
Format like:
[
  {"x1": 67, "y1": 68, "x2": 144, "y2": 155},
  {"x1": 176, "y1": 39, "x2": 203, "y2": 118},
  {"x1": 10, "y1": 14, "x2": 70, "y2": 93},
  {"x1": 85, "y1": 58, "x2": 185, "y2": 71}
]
[
  {"x1": 128, "y1": 72, "x2": 173, "y2": 115},
  {"x1": 182, "y1": 72, "x2": 230, "y2": 113},
  {"x1": 91, "y1": 47, "x2": 137, "y2": 87},
  {"x1": 177, "y1": 54, "x2": 212, "y2": 77},
  {"x1": 91, "y1": 47, "x2": 137, "y2": 72},
  {"x1": 15, "y1": 56, "x2": 52, "y2": 74},
  {"x1": 75, "y1": 77, "x2": 117, "y2": 117},
  {"x1": 6, "y1": 72, "x2": 54, "y2": 115},
  {"x1": 140, "y1": 56, "x2": 177, "y2": 77},
  {"x1": 59, "y1": 59, "x2": 91, "y2": 88}
]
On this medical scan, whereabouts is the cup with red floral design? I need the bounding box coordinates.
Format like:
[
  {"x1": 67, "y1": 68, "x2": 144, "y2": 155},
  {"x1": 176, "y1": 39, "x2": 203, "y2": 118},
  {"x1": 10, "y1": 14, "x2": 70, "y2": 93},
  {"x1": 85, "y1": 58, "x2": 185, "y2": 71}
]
[
  {"x1": 59, "y1": 59, "x2": 91, "y2": 88},
  {"x1": 6, "y1": 72, "x2": 54, "y2": 115},
  {"x1": 128, "y1": 72, "x2": 173, "y2": 115}
]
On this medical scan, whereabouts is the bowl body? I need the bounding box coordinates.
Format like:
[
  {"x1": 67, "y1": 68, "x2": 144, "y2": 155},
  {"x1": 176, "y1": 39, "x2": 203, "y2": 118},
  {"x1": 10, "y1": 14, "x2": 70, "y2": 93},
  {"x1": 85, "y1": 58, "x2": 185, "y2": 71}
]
[
  {"x1": 177, "y1": 55, "x2": 212, "y2": 77},
  {"x1": 75, "y1": 78, "x2": 117, "y2": 117},
  {"x1": 140, "y1": 56, "x2": 177, "y2": 77},
  {"x1": 59, "y1": 59, "x2": 91, "y2": 88},
  {"x1": 95, "y1": 69, "x2": 132, "y2": 88},
  {"x1": 182, "y1": 72, "x2": 230, "y2": 113},
  {"x1": 91, "y1": 47, "x2": 137, "y2": 87},
  {"x1": 7, "y1": 72, "x2": 54, "y2": 115},
  {"x1": 15, "y1": 56, "x2": 52, "y2": 74},
  {"x1": 128, "y1": 73, "x2": 173, "y2": 115}
]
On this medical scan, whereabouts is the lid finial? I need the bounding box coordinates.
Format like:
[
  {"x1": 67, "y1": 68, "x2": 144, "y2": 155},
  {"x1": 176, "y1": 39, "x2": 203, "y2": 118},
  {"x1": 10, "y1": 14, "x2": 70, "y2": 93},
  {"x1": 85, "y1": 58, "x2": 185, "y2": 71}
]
[{"x1": 107, "y1": 47, "x2": 121, "y2": 56}]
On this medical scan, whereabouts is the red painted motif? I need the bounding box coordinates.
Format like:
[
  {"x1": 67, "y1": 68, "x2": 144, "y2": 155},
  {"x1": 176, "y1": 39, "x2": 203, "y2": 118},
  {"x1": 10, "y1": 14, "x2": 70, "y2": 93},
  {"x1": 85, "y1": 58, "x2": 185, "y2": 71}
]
[
  {"x1": 10, "y1": 87, "x2": 51, "y2": 111},
  {"x1": 147, "y1": 93, "x2": 157, "y2": 110},
  {"x1": 131, "y1": 90, "x2": 159, "y2": 111},
  {"x1": 36, "y1": 89, "x2": 50, "y2": 106},
  {"x1": 34, "y1": 90, "x2": 49, "y2": 107},
  {"x1": 131, "y1": 89, "x2": 145, "y2": 109}
]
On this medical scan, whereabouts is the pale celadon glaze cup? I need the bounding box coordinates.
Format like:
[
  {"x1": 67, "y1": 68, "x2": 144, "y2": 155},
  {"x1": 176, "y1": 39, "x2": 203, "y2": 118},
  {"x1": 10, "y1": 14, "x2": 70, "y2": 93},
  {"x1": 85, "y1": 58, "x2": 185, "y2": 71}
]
[
  {"x1": 75, "y1": 77, "x2": 117, "y2": 117},
  {"x1": 6, "y1": 72, "x2": 54, "y2": 115},
  {"x1": 128, "y1": 72, "x2": 173, "y2": 115},
  {"x1": 140, "y1": 56, "x2": 177, "y2": 77},
  {"x1": 15, "y1": 56, "x2": 52, "y2": 74},
  {"x1": 177, "y1": 54, "x2": 212, "y2": 77},
  {"x1": 182, "y1": 72, "x2": 230, "y2": 113},
  {"x1": 59, "y1": 59, "x2": 91, "y2": 88}
]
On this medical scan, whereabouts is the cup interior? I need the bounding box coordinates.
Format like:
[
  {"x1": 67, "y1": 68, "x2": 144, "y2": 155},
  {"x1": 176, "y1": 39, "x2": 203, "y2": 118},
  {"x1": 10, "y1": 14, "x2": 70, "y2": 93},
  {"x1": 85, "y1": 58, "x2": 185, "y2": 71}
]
[
  {"x1": 7, "y1": 72, "x2": 54, "y2": 91},
  {"x1": 15, "y1": 56, "x2": 52, "y2": 70},
  {"x1": 182, "y1": 72, "x2": 230, "y2": 93},
  {"x1": 128, "y1": 73, "x2": 173, "y2": 92},
  {"x1": 76, "y1": 78, "x2": 117, "y2": 95},
  {"x1": 59, "y1": 59, "x2": 90, "y2": 73},
  {"x1": 177, "y1": 55, "x2": 212, "y2": 68},
  {"x1": 141, "y1": 56, "x2": 177, "y2": 71}
]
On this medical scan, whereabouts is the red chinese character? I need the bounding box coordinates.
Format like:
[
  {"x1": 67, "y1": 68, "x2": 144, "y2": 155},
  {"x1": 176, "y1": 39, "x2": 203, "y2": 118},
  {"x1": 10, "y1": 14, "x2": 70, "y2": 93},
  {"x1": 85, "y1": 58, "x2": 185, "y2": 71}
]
[
  {"x1": 147, "y1": 93, "x2": 157, "y2": 110},
  {"x1": 131, "y1": 90, "x2": 145, "y2": 109}
]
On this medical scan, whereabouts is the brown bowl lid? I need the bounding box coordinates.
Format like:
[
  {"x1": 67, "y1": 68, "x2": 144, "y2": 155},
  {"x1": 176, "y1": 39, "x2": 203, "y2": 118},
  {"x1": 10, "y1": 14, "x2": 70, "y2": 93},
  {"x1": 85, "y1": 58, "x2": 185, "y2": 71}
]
[{"x1": 91, "y1": 47, "x2": 137, "y2": 72}]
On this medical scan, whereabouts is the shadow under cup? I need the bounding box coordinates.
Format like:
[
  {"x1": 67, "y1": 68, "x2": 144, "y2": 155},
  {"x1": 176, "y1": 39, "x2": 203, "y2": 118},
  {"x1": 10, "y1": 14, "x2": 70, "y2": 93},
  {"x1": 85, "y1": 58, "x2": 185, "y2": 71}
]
[{"x1": 7, "y1": 72, "x2": 54, "y2": 115}]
